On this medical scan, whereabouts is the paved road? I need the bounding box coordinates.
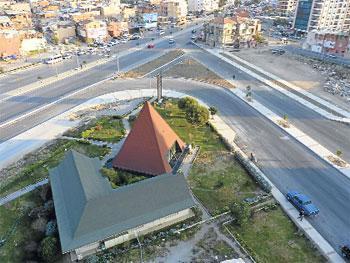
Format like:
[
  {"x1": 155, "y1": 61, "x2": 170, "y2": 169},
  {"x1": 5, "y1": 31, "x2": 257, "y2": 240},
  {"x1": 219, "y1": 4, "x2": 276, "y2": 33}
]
[
  {"x1": 0, "y1": 23, "x2": 194, "y2": 96},
  {"x1": 1, "y1": 77, "x2": 350, "y2": 254},
  {"x1": 0, "y1": 29, "x2": 193, "y2": 129},
  {"x1": 187, "y1": 47, "x2": 350, "y2": 163}
]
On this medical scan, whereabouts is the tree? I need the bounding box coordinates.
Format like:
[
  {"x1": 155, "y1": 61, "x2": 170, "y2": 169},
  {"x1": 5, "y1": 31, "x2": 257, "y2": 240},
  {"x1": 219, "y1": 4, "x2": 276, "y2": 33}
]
[
  {"x1": 40, "y1": 236, "x2": 58, "y2": 262},
  {"x1": 178, "y1": 97, "x2": 198, "y2": 110},
  {"x1": 186, "y1": 105, "x2": 209, "y2": 126},
  {"x1": 253, "y1": 34, "x2": 265, "y2": 44},
  {"x1": 336, "y1": 150, "x2": 343, "y2": 157},
  {"x1": 209, "y1": 106, "x2": 218, "y2": 116},
  {"x1": 229, "y1": 201, "x2": 250, "y2": 226}
]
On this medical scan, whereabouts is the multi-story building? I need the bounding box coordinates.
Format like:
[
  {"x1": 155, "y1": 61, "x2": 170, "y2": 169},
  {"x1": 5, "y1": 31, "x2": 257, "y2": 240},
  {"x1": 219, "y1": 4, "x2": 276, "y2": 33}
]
[
  {"x1": 293, "y1": 0, "x2": 350, "y2": 32},
  {"x1": 278, "y1": 0, "x2": 298, "y2": 16},
  {"x1": 188, "y1": 0, "x2": 219, "y2": 13},
  {"x1": 4, "y1": 10, "x2": 32, "y2": 30},
  {"x1": 100, "y1": 0, "x2": 121, "y2": 17},
  {"x1": 107, "y1": 21, "x2": 128, "y2": 37},
  {"x1": 0, "y1": 29, "x2": 20, "y2": 58},
  {"x1": 77, "y1": 20, "x2": 108, "y2": 43},
  {"x1": 48, "y1": 21, "x2": 76, "y2": 44},
  {"x1": 203, "y1": 16, "x2": 262, "y2": 47},
  {"x1": 160, "y1": 0, "x2": 188, "y2": 21}
]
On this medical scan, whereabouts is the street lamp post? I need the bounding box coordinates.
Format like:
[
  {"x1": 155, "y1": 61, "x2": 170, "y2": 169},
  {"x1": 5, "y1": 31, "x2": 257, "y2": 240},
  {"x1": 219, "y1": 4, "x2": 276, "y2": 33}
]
[{"x1": 75, "y1": 49, "x2": 81, "y2": 69}]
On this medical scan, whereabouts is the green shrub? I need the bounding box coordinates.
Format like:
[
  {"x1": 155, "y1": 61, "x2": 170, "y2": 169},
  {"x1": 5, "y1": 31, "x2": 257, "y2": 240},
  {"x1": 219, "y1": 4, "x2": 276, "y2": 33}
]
[
  {"x1": 186, "y1": 105, "x2": 209, "y2": 126},
  {"x1": 40, "y1": 236, "x2": 59, "y2": 262},
  {"x1": 178, "y1": 97, "x2": 198, "y2": 110},
  {"x1": 229, "y1": 201, "x2": 251, "y2": 226}
]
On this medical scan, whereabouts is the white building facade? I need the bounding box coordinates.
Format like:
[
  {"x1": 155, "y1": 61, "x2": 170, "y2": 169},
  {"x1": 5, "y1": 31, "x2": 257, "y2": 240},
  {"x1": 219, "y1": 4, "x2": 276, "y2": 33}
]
[
  {"x1": 293, "y1": 0, "x2": 350, "y2": 32},
  {"x1": 188, "y1": 0, "x2": 219, "y2": 13}
]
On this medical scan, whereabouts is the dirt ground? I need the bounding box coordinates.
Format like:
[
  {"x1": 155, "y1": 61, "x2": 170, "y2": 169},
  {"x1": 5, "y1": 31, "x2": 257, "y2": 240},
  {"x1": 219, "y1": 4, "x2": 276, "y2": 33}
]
[
  {"x1": 233, "y1": 47, "x2": 350, "y2": 110},
  {"x1": 164, "y1": 58, "x2": 236, "y2": 89}
]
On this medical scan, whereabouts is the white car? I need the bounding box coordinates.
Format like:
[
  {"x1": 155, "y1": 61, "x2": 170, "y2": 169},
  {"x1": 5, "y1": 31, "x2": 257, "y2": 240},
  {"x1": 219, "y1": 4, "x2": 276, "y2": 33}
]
[
  {"x1": 159, "y1": 30, "x2": 165, "y2": 35},
  {"x1": 120, "y1": 38, "x2": 128, "y2": 43}
]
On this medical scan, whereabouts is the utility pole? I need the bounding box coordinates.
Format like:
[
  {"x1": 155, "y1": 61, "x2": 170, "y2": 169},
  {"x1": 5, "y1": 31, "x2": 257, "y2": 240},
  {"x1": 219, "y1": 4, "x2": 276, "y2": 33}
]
[
  {"x1": 117, "y1": 55, "x2": 120, "y2": 73},
  {"x1": 75, "y1": 51, "x2": 80, "y2": 69},
  {"x1": 156, "y1": 72, "x2": 162, "y2": 101}
]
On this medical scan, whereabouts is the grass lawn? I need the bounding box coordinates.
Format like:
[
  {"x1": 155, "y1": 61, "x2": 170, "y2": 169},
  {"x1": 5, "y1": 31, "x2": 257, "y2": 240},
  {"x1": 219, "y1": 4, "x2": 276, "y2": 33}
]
[
  {"x1": 65, "y1": 116, "x2": 125, "y2": 143},
  {"x1": 155, "y1": 99, "x2": 259, "y2": 215},
  {"x1": 227, "y1": 208, "x2": 325, "y2": 263},
  {"x1": 100, "y1": 168, "x2": 147, "y2": 188},
  {"x1": 0, "y1": 140, "x2": 110, "y2": 197},
  {"x1": 81, "y1": 117, "x2": 125, "y2": 143},
  {"x1": 155, "y1": 99, "x2": 322, "y2": 261}
]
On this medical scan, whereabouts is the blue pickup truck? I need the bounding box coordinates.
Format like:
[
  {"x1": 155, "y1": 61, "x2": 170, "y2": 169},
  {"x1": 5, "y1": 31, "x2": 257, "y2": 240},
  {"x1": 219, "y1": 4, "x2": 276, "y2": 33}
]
[{"x1": 286, "y1": 191, "x2": 320, "y2": 216}]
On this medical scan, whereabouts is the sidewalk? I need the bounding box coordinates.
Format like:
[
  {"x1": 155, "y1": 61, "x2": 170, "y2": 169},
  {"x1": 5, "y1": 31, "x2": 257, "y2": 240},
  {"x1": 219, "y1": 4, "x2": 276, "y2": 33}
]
[
  {"x1": 0, "y1": 178, "x2": 48, "y2": 206},
  {"x1": 191, "y1": 42, "x2": 350, "y2": 180},
  {"x1": 193, "y1": 42, "x2": 350, "y2": 124}
]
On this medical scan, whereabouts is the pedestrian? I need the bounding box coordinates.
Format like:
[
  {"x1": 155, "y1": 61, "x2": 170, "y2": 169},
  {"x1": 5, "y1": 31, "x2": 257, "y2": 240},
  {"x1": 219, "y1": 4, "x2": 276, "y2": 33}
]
[{"x1": 298, "y1": 210, "x2": 304, "y2": 221}]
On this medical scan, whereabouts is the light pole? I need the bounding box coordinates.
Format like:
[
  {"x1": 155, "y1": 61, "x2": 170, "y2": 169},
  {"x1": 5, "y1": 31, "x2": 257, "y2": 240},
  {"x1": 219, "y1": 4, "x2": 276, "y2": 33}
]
[
  {"x1": 117, "y1": 55, "x2": 120, "y2": 73},
  {"x1": 75, "y1": 51, "x2": 80, "y2": 69}
]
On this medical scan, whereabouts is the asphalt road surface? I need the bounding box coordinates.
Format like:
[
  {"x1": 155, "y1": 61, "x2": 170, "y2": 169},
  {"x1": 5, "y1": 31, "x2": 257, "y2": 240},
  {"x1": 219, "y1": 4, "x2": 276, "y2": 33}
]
[
  {"x1": 187, "y1": 47, "x2": 350, "y2": 163},
  {"x1": 0, "y1": 22, "x2": 194, "y2": 96},
  {"x1": 1, "y1": 77, "x2": 349, "y2": 255}
]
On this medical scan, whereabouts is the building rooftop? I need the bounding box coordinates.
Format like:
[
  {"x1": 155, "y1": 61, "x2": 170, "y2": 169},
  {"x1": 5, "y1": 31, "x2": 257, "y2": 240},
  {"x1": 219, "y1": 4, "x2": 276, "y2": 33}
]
[
  {"x1": 113, "y1": 101, "x2": 186, "y2": 175},
  {"x1": 50, "y1": 150, "x2": 195, "y2": 253}
]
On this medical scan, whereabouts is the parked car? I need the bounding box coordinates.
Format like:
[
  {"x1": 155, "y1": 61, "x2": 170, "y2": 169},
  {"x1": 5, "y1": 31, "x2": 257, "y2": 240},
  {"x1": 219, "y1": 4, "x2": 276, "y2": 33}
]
[
  {"x1": 147, "y1": 43, "x2": 155, "y2": 48},
  {"x1": 286, "y1": 191, "x2": 319, "y2": 216},
  {"x1": 62, "y1": 54, "x2": 72, "y2": 59},
  {"x1": 271, "y1": 48, "x2": 285, "y2": 55},
  {"x1": 120, "y1": 38, "x2": 128, "y2": 44},
  {"x1": 191, "y1": 35, "x2": 196, "y2": 40},
  {"x1": 130, "y1": 34, "x2": 141, "y2": 40},
  {"x1": 168, "y1": 38, "x2": 175, "y2": 44},
  {"x1": 191, "y1": 29, "x2": 196, "y2": 34},
  {"x1": 341, "y1": 244, "x2": 350, "y2": 259},
  {"x1": 159, "y1": 30, "x2": 165, "y2": 35}
]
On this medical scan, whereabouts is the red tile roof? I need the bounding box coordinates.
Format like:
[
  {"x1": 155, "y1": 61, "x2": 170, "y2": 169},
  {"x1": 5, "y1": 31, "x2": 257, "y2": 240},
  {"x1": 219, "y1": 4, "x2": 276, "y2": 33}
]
[{"x1": 113, "y1": 101, "x2": 185, "y2": 175}]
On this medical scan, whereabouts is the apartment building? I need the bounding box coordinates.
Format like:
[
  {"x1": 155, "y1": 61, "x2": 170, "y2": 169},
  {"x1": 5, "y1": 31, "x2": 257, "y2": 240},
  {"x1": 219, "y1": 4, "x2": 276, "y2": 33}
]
[
  {"x1": 0, "y1": 29, "x2": 20, "y2": 58},
  {"x1": 203, "y1": 16, "x2": 261, "y2": 47},
  {"x1": 77, "y1": 20, "x2": 108, "y2": 43},
  {"x1": 293, "y1": 0, "x2": 350, "y2": 32},
  {"x1": 188, "y1": 0, "x2": 219, "y2": 13},
  {"x1": 160, "y1": 0, "x2": 188, "y2": 20},
  {"x1": 277, "y1": 0, "x2": 297, "y2": 16}
]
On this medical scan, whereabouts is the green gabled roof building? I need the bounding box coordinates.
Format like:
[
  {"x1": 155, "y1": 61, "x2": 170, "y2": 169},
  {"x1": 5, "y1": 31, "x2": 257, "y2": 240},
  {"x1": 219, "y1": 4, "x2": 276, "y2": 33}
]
[{"x1": 49, "y1": 150, "x2": 195, "y2": 260}]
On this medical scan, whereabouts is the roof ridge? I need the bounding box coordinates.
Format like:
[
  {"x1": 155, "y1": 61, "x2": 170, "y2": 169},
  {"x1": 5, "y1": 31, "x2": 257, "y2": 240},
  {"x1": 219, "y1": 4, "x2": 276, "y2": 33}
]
[{"x1": 147, "y1": 103, "x2": 170, "y2": 172}]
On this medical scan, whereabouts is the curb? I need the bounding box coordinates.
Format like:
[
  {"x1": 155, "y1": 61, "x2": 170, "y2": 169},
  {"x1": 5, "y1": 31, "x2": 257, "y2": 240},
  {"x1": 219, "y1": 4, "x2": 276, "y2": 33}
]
[
  {"x1": 0, "y1": 88, "x2": 342, "y2": 262},
  {"x1": 191, "y1": 42, "x2": 350, "y2": 181},
  {"x1": 193, "y1": 42, "x2": 350, "y2": 124},
  {"x1": 1, "y1": 24, "x2": 202, "y2": 103}
]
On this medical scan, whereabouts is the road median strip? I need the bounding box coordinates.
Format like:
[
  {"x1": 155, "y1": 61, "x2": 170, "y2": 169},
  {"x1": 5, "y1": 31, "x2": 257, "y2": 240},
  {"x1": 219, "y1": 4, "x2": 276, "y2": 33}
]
[{"x1": 0, "y1": 24, "x2": 202, "y2": 103}]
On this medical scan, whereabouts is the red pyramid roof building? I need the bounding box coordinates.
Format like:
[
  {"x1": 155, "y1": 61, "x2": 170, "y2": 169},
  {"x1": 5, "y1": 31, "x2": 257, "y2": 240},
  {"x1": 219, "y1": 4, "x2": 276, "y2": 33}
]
[{"x1": 113, "y1": 102, "x2": 186, "y2": 176}]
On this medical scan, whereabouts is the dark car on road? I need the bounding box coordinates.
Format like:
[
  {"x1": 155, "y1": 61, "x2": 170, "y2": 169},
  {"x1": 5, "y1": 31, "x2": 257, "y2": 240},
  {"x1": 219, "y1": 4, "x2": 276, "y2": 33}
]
[
  {"x1": 147, "y1": 43, "x2": 155, "y2": 48},
  {"x1": 341, "y1": 244, "x2": 350, "y2": 259},
  {"x1": 286, "y1": 191, "x2": 319, "y2": 216}
]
